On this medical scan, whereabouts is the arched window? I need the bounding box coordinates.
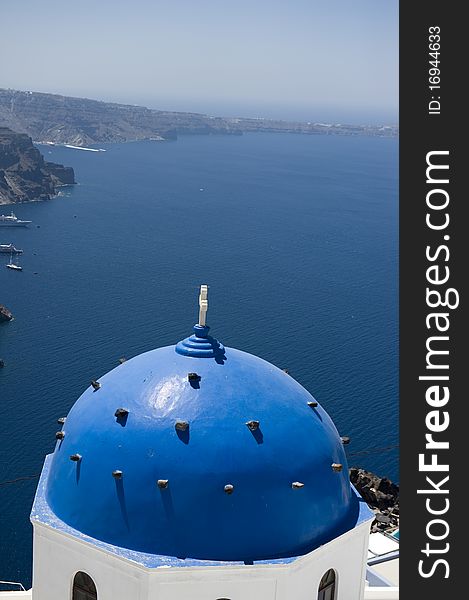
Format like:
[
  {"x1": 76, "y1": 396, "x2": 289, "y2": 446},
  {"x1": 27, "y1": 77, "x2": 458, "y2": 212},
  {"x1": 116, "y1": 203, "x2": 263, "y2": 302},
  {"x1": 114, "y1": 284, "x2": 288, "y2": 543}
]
[
  {"x1": 318, "y1": 569, "x2": 336, "y2": 600},
  {"x1": 72, "y1": 571, "x2": 97, "y2": 600}
]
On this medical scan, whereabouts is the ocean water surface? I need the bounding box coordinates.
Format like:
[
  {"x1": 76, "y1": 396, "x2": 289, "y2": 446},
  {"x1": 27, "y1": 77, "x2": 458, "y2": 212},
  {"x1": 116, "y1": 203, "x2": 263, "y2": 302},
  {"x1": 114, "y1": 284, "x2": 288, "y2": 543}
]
[{"x1": 0, "y1": 133, "x2": 398, "y2": 586}]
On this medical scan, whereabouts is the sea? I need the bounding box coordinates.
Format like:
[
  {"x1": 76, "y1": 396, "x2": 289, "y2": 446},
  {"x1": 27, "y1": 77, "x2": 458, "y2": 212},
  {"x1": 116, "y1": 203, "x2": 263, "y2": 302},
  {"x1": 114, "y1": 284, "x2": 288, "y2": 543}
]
[{"x1": 0, "y1": 132, "x2": 398, "y2": 587}]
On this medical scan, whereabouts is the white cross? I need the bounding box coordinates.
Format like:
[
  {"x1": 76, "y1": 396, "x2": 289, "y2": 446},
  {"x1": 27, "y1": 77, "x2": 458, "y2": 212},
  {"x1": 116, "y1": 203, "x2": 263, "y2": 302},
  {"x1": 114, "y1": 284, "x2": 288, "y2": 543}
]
[{"x1": 198, "y1": 285, "x2": 208, "y2": 326}]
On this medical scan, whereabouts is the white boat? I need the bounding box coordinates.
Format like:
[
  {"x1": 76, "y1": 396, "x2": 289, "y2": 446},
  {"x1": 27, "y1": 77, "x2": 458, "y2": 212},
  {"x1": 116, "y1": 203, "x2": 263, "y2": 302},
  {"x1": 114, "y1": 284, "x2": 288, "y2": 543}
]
[
  {"x1": 0, "y1": 243, "x2": 23, "y2": 254},
  {"x1": 6, "y1": 252, "x2": 22, "y2": 271},
  {"x1": 0, "y1": 212, "x2": 32, "y2": 227}
]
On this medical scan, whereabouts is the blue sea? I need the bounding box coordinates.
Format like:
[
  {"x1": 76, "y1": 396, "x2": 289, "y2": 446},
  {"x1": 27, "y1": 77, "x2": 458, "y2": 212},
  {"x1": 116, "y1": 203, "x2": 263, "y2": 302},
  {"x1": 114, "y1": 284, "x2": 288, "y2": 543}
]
[{"x1": 0, "y1": 133, "x2": 398, "y2": 586}]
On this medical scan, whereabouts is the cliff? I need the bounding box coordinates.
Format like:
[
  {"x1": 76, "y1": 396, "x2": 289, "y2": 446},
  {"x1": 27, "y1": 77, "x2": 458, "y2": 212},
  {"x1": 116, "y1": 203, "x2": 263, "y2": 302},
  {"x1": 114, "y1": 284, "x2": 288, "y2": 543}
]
[
  {"x1": 44, "y1": 161, "x2": 76, "y2": 185},
  {"x1": 0, "y1": 127, "x2": 75, "y2": 204},
  {"x1": 0, "y1": 89, "x2": 240, "y2": 146},
  {"x1": 0, "y1": 88, "x2": 398, "y2": 147}
]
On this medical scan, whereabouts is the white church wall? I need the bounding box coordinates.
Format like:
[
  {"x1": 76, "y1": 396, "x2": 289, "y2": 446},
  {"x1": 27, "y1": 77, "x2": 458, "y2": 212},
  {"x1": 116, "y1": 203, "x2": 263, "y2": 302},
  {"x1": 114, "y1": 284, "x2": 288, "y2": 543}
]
[
  {"x1": 32, "y1": 524, "x2": 148, "y2": 600},
  {"x1": 31, "y1": 517, "x2": 371, "y2": 600},
  {"x1": 275, "y1": 520, "x2": 371, "y2": 600}
]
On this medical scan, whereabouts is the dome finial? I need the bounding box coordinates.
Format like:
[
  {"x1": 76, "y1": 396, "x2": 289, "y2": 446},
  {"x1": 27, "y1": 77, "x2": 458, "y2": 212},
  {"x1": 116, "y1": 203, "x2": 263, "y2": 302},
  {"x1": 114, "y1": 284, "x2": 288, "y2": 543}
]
[
  {"x1": 198, "y1": 284, "x2": 208, "y2": 326},
  {"x1": 175, "y1": 285, "x2": 225, "y2": 360}
]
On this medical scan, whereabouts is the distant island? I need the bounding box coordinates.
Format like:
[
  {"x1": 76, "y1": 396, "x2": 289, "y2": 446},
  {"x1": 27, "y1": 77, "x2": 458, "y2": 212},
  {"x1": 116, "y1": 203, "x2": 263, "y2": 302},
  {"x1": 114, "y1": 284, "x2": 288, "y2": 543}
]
[
  {"x1": 0, "y1": 126, "x2": 75, "y2": 204},
  {"x1": 0, "y1": 88, "x2": 397, "y2": 148}
]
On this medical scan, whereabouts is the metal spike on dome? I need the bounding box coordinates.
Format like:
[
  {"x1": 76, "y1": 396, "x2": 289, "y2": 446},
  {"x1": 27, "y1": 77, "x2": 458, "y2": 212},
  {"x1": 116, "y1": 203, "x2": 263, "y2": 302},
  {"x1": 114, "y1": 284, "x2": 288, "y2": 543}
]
[
  {"x1": 112, "y1": 470, "x2": 123, "y2": 479},
  {"x1": 307, "y1": 401, "x2": 318, "y2": 408},
  {"x1": 340, "y1": 436, "x2": 351, "y2": 445},
  {"x1": 246, "y1": 420, "x2": 260, "y2": 431},
  {"x1": 70, "y1": 454, "x2": 82, "y2": 462},
  {"x1": 291, "y1": 481, "x2": 305, "y2": 489},
  {"x1": 157, "y1": 479, "x2": 169, "y2": 489},
  {"x1": 331, "y1": 463, "x2": 343, "y2": 472},
  {"x1": 55, "y1": 431, "x2": 65, "y2": 440},
  {"x1": 91, "y1": 380, "x2": 101, "y2": 391},
  {"x1": 115, "y1": 408, "x2": 129, "y2": 418},
  {"x1": 175, "y1": 420, "x2": 189, "y2": 431},
  {"x1": 57, "y1": 417, "x2": 66, "y2": 425},
  {"x1": 224, "y1": 484, "x2": 234, "y2": 495}
]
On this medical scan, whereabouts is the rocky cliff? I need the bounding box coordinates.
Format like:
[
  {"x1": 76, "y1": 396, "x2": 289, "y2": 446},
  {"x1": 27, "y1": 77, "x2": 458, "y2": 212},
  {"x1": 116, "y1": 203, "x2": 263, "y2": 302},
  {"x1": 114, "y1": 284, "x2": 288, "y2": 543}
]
[
  {"x1": 0, "y1": 89, "x2": 239, "y2": 146},
  {"x1": 0, "y1": 88, "x2": 397, "y2": 147},
  {"x1": 0, "y1": 127, "x2": 75, "y2": 204}
]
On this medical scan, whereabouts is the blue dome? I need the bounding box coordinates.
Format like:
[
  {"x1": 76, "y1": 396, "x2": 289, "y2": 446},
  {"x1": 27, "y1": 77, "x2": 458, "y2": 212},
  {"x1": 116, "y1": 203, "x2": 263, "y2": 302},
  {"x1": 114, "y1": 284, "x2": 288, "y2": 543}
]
[{"x1": 46, "y1": 324, "x2": 359, "y2": 561}]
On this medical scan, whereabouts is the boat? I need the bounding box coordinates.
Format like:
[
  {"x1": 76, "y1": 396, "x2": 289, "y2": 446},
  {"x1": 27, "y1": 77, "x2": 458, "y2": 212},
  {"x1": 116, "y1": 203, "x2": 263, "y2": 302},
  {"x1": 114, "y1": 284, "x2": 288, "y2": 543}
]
[
  {"x1": 6, "y1": 252, "x2": 22, "y2": 271},
  {"x1": 0, "y1": 211, "x2": 32, "y2": 227},
  {"x1": 0, "y1": 243, "x2": 23, "y2": 254}
]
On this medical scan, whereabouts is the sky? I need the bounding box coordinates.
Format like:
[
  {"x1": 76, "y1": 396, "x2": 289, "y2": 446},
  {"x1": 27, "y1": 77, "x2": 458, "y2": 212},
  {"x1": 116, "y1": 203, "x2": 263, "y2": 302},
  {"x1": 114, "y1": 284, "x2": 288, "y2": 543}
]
[{"x1": 0, "y1": 0, "x2": 398, "y2": 124}]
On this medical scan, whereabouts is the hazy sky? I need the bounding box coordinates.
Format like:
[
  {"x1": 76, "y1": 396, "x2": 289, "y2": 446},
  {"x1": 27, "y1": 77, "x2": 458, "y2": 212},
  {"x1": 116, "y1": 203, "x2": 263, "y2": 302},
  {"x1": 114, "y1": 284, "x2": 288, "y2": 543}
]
[{"x1": 1, "y1": 0, "x2": 398, "y2": 124}]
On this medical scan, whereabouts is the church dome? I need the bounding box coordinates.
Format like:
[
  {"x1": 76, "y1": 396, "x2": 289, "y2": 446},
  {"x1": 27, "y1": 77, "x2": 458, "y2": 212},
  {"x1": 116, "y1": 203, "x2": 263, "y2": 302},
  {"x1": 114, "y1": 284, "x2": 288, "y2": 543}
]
[{"x1": 45, "y1": 288, "x2": 359, "y2": 562}]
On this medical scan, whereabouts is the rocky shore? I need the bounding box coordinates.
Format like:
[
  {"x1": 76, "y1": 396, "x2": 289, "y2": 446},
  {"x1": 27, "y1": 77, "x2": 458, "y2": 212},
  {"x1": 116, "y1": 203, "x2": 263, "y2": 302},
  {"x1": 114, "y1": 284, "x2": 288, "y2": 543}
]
[
  {"x1": 350, "y1": 467, "x2": 399, "y2": 533},
  {"x1": 0, "y1": 126, "x2": 75, "y2": 204}
]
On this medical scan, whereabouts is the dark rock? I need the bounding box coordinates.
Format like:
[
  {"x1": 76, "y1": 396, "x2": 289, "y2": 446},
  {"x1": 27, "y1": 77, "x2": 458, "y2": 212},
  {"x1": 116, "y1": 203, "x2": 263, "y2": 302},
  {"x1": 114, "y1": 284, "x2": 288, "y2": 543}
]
[
  {"x1": 0, "y1": 127, "x2": 75, "y2": 204},
  {"x1": 0, "y1": 304, "x2": 13, "y2": 322},
  {"x1": 375, "y1": 513, "x2": 391, "y2": 524},
  {"x1": 350, "y1": 467, "x2": 399, "y2": 531},
  {"x1": 377, "y1": 476, "x2": 399, "y2": 497},
  {"x1": 44, "y1": 161, "x2": 75, "y2": 185}
]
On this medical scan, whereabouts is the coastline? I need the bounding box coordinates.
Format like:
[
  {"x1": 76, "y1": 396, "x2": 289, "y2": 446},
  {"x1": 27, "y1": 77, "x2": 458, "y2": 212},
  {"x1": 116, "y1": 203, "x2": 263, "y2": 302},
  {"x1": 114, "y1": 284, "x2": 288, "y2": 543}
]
[{"x1": 0, "y1": 184, "x2": 76, "y2": 206}]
